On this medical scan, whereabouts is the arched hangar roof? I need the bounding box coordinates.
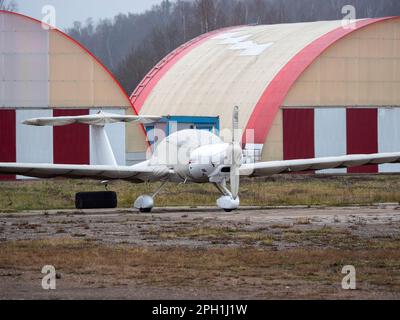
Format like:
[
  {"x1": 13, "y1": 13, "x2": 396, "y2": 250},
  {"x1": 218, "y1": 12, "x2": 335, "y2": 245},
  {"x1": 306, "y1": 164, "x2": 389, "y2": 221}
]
[
  {"x1": 0, "y1": 10, "x2": 139, "y2": 110},
  {"x1": 131, "y1": 17, "x2": 400, "y2": 145},
  {"x1": 0, "y1": 10, "x2": 148, "y2": 154}
]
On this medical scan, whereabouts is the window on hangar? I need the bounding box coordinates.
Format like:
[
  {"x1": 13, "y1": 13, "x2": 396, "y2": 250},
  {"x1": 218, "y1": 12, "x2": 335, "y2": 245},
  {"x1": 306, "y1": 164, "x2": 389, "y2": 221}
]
[{"x1": 145, "y1": 116, "x2": 220, "y2": 146}]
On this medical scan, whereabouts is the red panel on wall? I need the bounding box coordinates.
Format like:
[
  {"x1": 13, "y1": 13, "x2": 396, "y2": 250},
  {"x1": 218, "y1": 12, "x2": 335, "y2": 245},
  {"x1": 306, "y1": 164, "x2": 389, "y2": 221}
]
[
  {"x1": 0, "y1": 110, "x2": 16, "y2": 180},
  {"x1": 53, "y1": 109, "x2": 90, "y2": 165},
  {"x1": 347, "y1": 108, "x2": 378, "y2": 173},
  {"x1": 283, "y1": 109, "x2": 315, "y2": 161}
]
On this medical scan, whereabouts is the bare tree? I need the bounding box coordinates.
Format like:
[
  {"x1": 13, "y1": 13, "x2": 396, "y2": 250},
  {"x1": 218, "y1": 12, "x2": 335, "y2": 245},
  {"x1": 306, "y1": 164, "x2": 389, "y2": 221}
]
[
  {"x1": 0, "y1": 0, "x2": 17, "y2": 11},
  {"x1": 66, "y1": 0, "x2": 400, "y2": 94},
  {"x1": 196, "y1": 0, "x2": 216, "y2": 33}
]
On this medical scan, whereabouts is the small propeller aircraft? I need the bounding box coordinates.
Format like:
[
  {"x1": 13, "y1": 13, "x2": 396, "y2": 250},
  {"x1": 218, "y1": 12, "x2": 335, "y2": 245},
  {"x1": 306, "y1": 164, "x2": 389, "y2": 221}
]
[{"x1": 2, "y1": 107, "x2": 400, "y2": 212}]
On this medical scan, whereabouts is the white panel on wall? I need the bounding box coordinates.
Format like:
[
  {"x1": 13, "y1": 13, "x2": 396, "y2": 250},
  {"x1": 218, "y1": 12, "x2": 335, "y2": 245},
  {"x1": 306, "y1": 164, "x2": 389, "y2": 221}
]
[
  {"x1": 378, "y1": 108, "x2": 400, "y2": 173},
  {"x1": 2, "y1": 81, "x2": 49, "y2": 108},
  {"x1": 314, "y1": 108, "x2": 347, "y2": 174},
  {"x1": 0, "y1": 13, "x2": 49, "y2": 108},
  {"x1": 2, "y1": 13, "x2": 44, "y2": 32},
  {"x1": 0, "y1": 14, "x2": 5, "y2": 107},
  {"x1": 3, "y1": 54, "x2": 49, "y2": 81},
  {"x1": 2, "y1": 30, "x2": 49, "y2": 54},
  {"x1": 90, "y1": 109, "x2": 126, "y2": 165},
  {"x1": 16, "y1": 109, "x2": 53, "y2": 179}
]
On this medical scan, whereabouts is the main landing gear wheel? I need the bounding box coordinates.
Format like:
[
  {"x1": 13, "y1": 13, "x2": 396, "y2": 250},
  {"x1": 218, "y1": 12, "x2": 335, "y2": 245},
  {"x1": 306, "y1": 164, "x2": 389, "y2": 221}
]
[
  {"x1": 134, "y1": 195, "x2": 154, "y2": 213},
  {"x1": 134, "y1": 181, "x2": 168, "y2": 213}
]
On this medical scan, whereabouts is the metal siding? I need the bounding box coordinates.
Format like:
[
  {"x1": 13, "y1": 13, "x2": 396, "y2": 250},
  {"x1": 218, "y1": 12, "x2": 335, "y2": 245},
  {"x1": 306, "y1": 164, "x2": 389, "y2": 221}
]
[
  {"x1": 137, "y1": 21, "x2": 346, "y2": 144},
  {"x1": 347, "y1": 108, "x2": 378, "y2": 173},
  {"x1": 16, "y1": 110, "x2": 53, "y2": 179},
  {"x1": 285, "y1": 19, "x2": 400, "y2": 108},
  {"x1": 283, "y1": 109, "x2": 315, "y2": 160},
  {"x1": 90, "y1": 109, "x2": 126, "y2": 165},
  {"x1": 244, "y1": 18, "x2": 392, "y2": 145},
  {"x1": 0, "y1": 110, "x2": 16, "y2": 180},
  {"x1": 378, "y1": 108, "x2": 400, "y2": 172},
  {"x1": 53, "y1": 109, "x2": 90, "y2": 165},
  {"x1": 315, "y1": 108, "x2": 347, "y2": 174},
  {"x1": 0, "y1": 12, "x2": 49, "y2": 108}
]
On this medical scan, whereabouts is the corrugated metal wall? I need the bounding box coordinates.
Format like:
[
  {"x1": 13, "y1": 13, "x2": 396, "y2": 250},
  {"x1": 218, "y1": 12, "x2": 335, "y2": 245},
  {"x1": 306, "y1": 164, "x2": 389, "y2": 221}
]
[
  {"x1": 282, "y1": 108, "x2": 400, "y2": 173},
  {"x1": 0, "y1": 13, "x2": 49, "y2": 108},
  {"x1": 283, "y1": 109, "x2": 314, "y2": 160},
  {"x1": 0, "y1": 108, "x2": 126, "y2": 180},
  {"x1": 0, "y1": 11, "x2": 146, "y2": 179},
  {"x1": 378, "y1": 108, "x2": 400, "y2": 172},
  {"x1": 346, "y1": 109, "x2": 378, "y2": 173},
  {"x1": 53, "y1": 109, "x2": 90, "y2": 165},
  {"x1": 314, "y1": 108, "x2": 347, "y2": 174},
  {"x1": 0, "y1": 110, "x2": 16, "y2": 180}
]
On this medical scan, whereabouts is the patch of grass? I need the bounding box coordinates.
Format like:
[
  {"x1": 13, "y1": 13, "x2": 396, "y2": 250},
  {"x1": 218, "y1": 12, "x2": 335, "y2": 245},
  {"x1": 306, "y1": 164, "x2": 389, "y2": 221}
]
[{"x1": 1, "y1": 174, "x2": 400, "y2": 211}]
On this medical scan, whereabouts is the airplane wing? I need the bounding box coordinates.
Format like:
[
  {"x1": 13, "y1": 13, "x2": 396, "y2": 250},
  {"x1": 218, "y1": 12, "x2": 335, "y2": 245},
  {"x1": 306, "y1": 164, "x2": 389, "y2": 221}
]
[
  {"x1": 0, "y1": 163, "x2": 170, "y2": 182},
  {"x1": 240, "y1": 152, "x2": 400, "y2": 177}
]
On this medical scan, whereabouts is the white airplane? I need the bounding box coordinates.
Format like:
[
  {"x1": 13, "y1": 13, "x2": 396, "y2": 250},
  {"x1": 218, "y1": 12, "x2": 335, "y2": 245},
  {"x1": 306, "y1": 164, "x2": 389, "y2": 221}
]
[{"x1": 1, "y1": 107, "x2": 400, "y2": 213}]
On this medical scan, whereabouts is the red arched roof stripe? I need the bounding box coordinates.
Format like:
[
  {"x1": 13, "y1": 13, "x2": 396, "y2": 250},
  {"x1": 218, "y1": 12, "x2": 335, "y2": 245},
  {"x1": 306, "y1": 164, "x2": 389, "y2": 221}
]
[
  {"x1": 245, "y1": 17, "x2": 399, "y2": 145},
  {"x1": 130, "y1": 26, "x2": 241, "y2": 113},
  {"x1": 0, "y1": 10, "x2": 149, "y2": 145}
]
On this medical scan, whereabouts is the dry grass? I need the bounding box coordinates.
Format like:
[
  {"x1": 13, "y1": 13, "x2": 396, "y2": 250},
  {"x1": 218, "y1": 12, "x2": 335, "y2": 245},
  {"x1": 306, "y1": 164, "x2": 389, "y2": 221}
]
[
  {"x1": 1, "y1": 238, "x2": 399, "y2": 298},
  {"x1": 1, "y1": 174, "x2": 400, "y2": 211},
  {"x1": 294, "y1": 217, "x2": 312, "y2": 225},
  {"x1": 157, "y1": 227, "x2": 275, "y2": 245}
]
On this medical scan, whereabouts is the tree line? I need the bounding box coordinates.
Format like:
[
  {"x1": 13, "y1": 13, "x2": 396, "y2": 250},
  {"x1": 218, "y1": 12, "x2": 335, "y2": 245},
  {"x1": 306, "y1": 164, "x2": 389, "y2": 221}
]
[
  {"x1": 4, "y1": 0, "x2": 399, "y2": 95},
  {"x1": 0, "y1": 0, "x2": 17, "y2": 11}
]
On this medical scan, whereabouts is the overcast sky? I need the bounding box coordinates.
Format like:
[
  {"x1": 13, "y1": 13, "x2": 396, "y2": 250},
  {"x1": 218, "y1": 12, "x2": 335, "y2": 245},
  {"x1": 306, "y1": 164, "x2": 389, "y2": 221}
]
[{"x1": 14, "y1": 0, "x2": 163, "y2": 30}]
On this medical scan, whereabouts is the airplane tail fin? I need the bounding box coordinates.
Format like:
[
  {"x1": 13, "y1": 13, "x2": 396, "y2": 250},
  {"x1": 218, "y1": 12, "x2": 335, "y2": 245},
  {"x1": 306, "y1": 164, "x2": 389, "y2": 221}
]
[
  {"x1": 90, "y1": 126, "x2": 117, "y2": 166},
  {"x1": 23, "y1": 111, "x2": 161, "y2": 166}
]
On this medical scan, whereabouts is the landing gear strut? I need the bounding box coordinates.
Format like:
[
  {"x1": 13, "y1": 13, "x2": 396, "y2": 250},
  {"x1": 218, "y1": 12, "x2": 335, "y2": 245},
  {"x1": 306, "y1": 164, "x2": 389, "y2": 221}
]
[
  {"x1": 134, "y1": 181, "x2": 167, "y2": 213},
  {"x1": 213, "y1": 181, "x2": 240, "y2": 212}
]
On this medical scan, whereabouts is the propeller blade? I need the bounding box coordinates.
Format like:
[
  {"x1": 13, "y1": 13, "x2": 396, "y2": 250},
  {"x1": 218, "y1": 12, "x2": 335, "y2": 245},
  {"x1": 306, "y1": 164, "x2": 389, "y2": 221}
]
[
  {"x1": 230, "y1": 163, "x2": 240, "y2": 199},
  {"x1": 232, "y1": 105, "x2": 239, "y2": 143},
  {"x1": 230, "y1": 106, "x2": 242, "y2": 200}
]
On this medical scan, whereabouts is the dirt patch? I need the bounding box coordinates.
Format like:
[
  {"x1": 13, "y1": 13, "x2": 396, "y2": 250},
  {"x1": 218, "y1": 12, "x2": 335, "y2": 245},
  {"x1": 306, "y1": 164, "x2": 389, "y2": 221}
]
[
  {"x1": 0, "y1": 206, "x2": 400, "y2": 299},
  {"x1": 0, "y1": 238, "x2": 399, "y2": 300}
]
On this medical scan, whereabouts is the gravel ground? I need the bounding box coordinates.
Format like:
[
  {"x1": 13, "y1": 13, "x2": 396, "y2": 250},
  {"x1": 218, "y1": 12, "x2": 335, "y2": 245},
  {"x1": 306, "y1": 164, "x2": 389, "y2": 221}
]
[{"x1": 1, "y1": 205, "x2": 400, "y2": 299}]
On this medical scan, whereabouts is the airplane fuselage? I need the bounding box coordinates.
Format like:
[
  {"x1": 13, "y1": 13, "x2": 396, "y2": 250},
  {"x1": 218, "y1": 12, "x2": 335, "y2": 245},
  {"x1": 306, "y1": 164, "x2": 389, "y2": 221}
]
[{"x1": 148, "y1": 129, "x2": 240, "y2": 184}]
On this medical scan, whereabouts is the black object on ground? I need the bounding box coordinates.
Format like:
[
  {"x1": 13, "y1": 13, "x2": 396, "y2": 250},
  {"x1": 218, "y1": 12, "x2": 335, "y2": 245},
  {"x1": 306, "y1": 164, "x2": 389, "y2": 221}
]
[{"x1": 75, "y1": 191, "x2": 117, "y2": 209}]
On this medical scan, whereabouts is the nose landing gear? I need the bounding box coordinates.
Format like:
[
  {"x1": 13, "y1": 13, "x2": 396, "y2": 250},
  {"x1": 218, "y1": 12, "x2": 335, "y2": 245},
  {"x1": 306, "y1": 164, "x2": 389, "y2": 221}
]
[{"x1": 213, "y1": 182, "x2": 240, "y2": 212}]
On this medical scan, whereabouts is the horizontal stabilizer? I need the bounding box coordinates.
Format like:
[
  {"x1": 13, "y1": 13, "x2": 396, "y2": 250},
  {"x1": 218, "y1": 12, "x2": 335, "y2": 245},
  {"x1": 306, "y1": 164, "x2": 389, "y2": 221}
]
[{"x1": 23, "y1": 111, "x2": 162, "y2": 127}]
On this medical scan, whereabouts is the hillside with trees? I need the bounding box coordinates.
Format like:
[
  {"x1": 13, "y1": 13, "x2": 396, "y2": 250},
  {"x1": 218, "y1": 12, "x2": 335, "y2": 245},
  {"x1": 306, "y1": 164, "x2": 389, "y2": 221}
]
[
  {"x1": 63, "y1": 0, "x2": 400, "y2": 94},
  {"x1": 0, "y1": 0, "x2": 17, "y2": 11}
]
